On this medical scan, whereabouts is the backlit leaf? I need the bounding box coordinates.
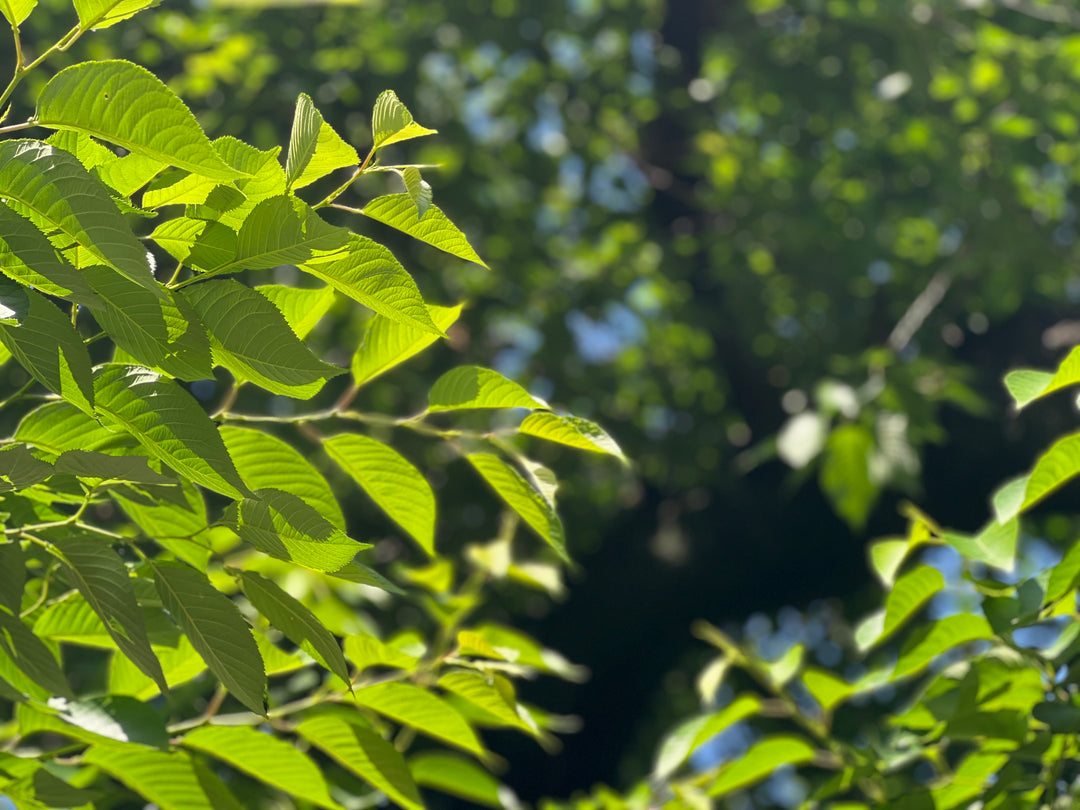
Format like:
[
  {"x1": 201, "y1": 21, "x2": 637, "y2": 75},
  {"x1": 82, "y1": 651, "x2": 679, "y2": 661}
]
[
  {"x1": 303, "y1": 235, "x2": 439, "y2": 334},
  {"x1": 467, "y1": 454, "x2": 567, "y2": 560},
  {"x1": 706, "y1": 735, "x2": 816, "y2": 797},
  {"x1": 430, "y1": 366, "x2": 547, "y2": 412},
  {"x1": 371, "y1": 90, "x2": 437, "y2": 150},
  {"x1": 351, "y1": 680, "x2": 485, "y2": 756},
  {"x1": 410, "y1": 753, "x2": 505, "y2": 808},
  {"x1": 1004, "y1": 346, "x2": 1080, "y2": 409},
  {"x1": 0, "y1": 605, "x2": 72, "y2": 698},
  {"x1": 183, "y1": 279, "x2": 342, "y2": 398},
  {"x1": 222, "y1": 426, "x2": 344, "y2": 529},
  {"x1": 0, "y1": 281, "x2": 94, "y2": 413},
  {"x1": 286, "y1": 93, "x2": 359, "y2": 189},
  {"x1": 296, "y1": 714, "x2": 423, "y2": 810},
  {"x1": 38, "y1": 61, "x2": 241, "y2": 180},
  {"x1": 153, "y1": 561, "x2": 266, "y2": 714},
  {"x1": 943, "y1": 518, "x2": 1018, "y2": 572},
  {"x1": 0, "y1": 204, "x2": 98, "y2": 303},
  {"x1": 352, "y1": 303, "x2": 461, "y2": 386},
  {"x1": 362, "y1": 193, "x2": 487, "y2": 266},
  {"x1": 183, "y1": 725, "x2": 343, "y2": 810},
  {"x1": 654, "y1": 695, "x2": 762, "y2": 780},
  {"x1": 83, "y1": 746, "x2": 240, "y2": 810},
  {"x1": 257, "y1": 284, "x2": 336, "y2": 340},
  {"x1": 231, "y1": 487, "x2": 367, "y2": 572},
  {"x1": 325, "y1": 433, "x2": 435, "y2": 555},
  {"x1": 72, "y1": 0, "x2": 159, "y2": 29},
  {"x1": 94, "y1": 364, "x2": 248, "y2": 499},
  {"x1": 0, "y1": 0, "x2": 34, "y2": 25},
  {"x1": 519, "y1": 411, "x2": 627, "y2": 463},
  {"x1": 893, "y1": 613, "x2": 994, "y2": 679},
  {"x1": 868, "y1": 566, "x2": 945, "y2": 650},
  {"x1": 227, "y1": 195, "x2": 347, "y2": 271}
]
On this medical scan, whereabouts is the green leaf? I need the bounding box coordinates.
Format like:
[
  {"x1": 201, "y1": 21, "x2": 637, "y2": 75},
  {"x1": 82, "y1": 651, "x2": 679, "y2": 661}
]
[
  {"x1": 707, "y1": 735, "x2": 816, "y2": 797},
  {"x1": 181, "y1": 279, "x2": 342, "y2": 399},
  {"x1": 150, "y1": 217, "x2": 237, "y2": 273},
  {"x1": 51, "y1": 536, "x2": 166, "y2": 693},
  {"x1": 38, "y1": 61, "x2": 242, "y2": 180},
  {"x1": 350, "y1": 305, "x2": 458, "y2": 389},
  {"x1": 19, "y1": 694, "x2": 168, "y2": 748},
  {"x1": 93, "y1": 364, "x2": 248, "y2": 499},
  {"x1": 85, "y1": 266, "x2": 213, "y2": 381},
  {"x1": 430, "y1": 366, "x2": 547, "y2": 412},
  {"x1": 152, "y1": 560, "x2": 266, "y2": 714},
  {"x1": 410, "y1": 753, "x2": 505, "y2": 808},
  {"x1": 0, "y1": 281, "x2": 94, "y2": 412},
  {"x1": 286, "y1": 93, "x2": 359, "y2": 190},
  {"x1": 302, "y1": 235, "x2": 440, "y2": 334},
  {"x1": 296, "y1": 714, "x2": 423, "y2": 810},
  {"x1": 0, "y1": 0, "x2": 35, "y2": 25},
  {"x1": 0, "y1": 445, "x2": 53, "y2": 491},
  {"x1": 15, "y1": 400, "x2": 134, "y2": 456},
  {"x1": 0, "y1": 204, "x2": 99, "y2": 304},
  {"x1": 654, "y1": 695, "x2": 762, "y2": 781},
  {"x1": 860, "y1": 566, "x2": 945, "y2": 652},
  {"x1": 113, "y1": 481, "x2": 207, "y2": 565},
  {"x1": 257, "y1": 284, "x2": 336, "y2": 340},
  {"x1": 352, "y1": 680, "x2": 485, "y2": 756},
  {"x1": 467, "y1": 454, "x2": 567, "y2": 560},
  {"x1": 438, "y1": 670, "x2": 535, "y2": 734},
  {"x1": 518, "y1": 412, "x2": 627, "y2": 463},
  {"x1": 1047, "y1": 541, "x2": 1080, "y2": 604},
  {"x1": 0, "y1": 140, "x2": 156, "y2": 293},
  {"x1": 820, "y1": 424, "x2": 878, "y2": 531},
  {"x1": 183, "y1": 725, "x2": 343, "y2": 810},
  {"x1": 236, "y1": 570, "x2": 350, "y2": 684},
  {"x1": 1004, "y1": 346, "x2": 1080, "y2": 409},
  {"x1": 345, "y1": 632, "x2": 418, "y2": 673},
  {"x1": 0, "y1": 606, "x2": 73, "y2": 698},
  {"x1": 225, "y1": 195, "x2": 347, "y2": 272},
  {"x1": 222, "y1": 426, "x2": 344, "y2": 529},
  {"x1": 208, "y1": 138, "x2": 287, "y2": 230},
  {"x1": 72, "y1": 0, "x2": 159, "y2": 29},
  {"x1": 943, "y1": 518, "x2": 1018, "y2": 572},
  {"x1": 97, "y1": 150, "x2": 165, "y2": 196},
  {"x1": 82, "y1": 746, "x2": 238, "y2": 810},
  {"x1": 400, "y1": 167, "x2": 433, "y2": 217},
  {"x1": 800, "y1": 668, "x2": 855, "y2": 713},
  {"x1": 893, "y1": 613, "x2": 994, "y2": 680},
  {"x1": 371, "y1": 90, "x2": 437, "y2": 150},
  {"x1": 0, "y1": 543, "x2": 24, "y2": 615},
  {"x1": 231, "y1": 487, "x2": 367, "y2": 572},
  {"x1": 324, "y1": 434, "x2": 435, "y2": 555},
  {"x1": 109, "y1": 633, "x2": 207, "y2": 698},
  {"x1": 54, "y1": 449, "x2": 173, "y2": 484},
  {"x1": 1013, "y1": 432, "x2": 1080, "y2": 518},
  {"x1": 362, "y1": 194, "x2": 487, "y2": 267}
]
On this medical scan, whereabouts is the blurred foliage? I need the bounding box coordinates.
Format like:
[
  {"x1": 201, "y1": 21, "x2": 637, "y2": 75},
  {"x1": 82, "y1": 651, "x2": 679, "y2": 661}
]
[{"x1": 10, "y1": 0, "x2": 1080, "y2": 802}]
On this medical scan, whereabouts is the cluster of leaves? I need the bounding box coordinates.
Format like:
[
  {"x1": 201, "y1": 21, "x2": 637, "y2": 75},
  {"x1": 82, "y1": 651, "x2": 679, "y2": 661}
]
[
  {"x1": 546, "y1": 344, "x2": 1080, "y2": 809},
  {"x1": 0, "y1": 2, "x2": 628, "y2": 808}
]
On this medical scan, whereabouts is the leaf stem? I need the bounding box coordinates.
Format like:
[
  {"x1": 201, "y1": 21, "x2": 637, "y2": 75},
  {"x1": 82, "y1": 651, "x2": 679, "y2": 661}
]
[
  {"x1": 313, "y1": 145, "x2": 376, "y2": 210},
  {"x1": 0, "y1": 378, "x2": 36, "y2": 413}
]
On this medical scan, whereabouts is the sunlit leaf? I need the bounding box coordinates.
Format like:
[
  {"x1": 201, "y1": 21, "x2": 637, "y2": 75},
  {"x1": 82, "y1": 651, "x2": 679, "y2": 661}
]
[
  {"x1": 352, "y1": 302, "x2": 461, "y2": 386},
  {"x1": 256, "y1": 284, "x2": 336, "y2": 340},
  {"x1": 38, "y1": 61, "x2": 241, "y2": 180},
  {"x1": 296, "y1": 714, "x2": 423, "y2": 810},
  {"x1": 286, "y1": 93, "x2": 359, "y2": 189},
  {"x1": 324, "y1": 434, "x2": 435, "y2": 555},
  {"x1": 0, "y1": 204, "x2": 99, "y2": 304},
  {"x1": 183, "y1": 725, "x2": 343, "y2": 810},
  {"x1": 654, "y1": 695, "x2": 761, "y2": 780},
  {"x1": 182, "y1": 279, "x2": 343, "y2": 398},
  {"x1": 893, "y1": 613, "x2": 993, "y2": 679},
  {"x1": 362, "y1": 194, "x2": 487, "y2": 267},
  {"x1": 519, "y1": 411, "x2": 627, "y2": 463},
  {"x1": 430, "y1": 366, "x2": 547, "y2": 412},
  {"x1": 706, "y1": 735, "x2": 816, "y2": 797},
  {"x1": 351, "y1": 680, "x2": 485, "y2": 756},
  {"x1": 0, "y1": 0, "x2": 35, "y2": 25},
  {"x1": 371, "y1": 89, "x2": 437, "y2": 150},
  {"x1": 943, "y1": 518, "x2": 1018, "y2": 572},
  {"x1": 72, "y1": 0, "x2": 160, "y2": 29},
  {"x1": 467, "y1": 454, "x2": 567, "y2": 560},
  {"x1": 410, "y1": 753, "x2": 507, "y2": 808},
  {"x1": 83, "y1": 746, "x2": 242, "y2": 810},
  {"x1": 0, "y1": 605, "x2": 72, "y2": 698}
]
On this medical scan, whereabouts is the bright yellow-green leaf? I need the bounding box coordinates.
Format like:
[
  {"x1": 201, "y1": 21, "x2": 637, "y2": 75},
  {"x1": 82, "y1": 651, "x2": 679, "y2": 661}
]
[
  {"x1": 38, "y1": 61, "x2": 240, "y2": 180},
  {"x1": 519, "y1": 411, "x2": 627, "y2": 463},
  {"x1": 707, "y1": 735, "x2": 816, "y2": 797},
  {"x1": 0, "y1": 0, "x2": 35, "y2": 25},
  {"x1": 73, "y1": 0, "x2": 159, "y2": 29},
  {"x1": 286, "y1": 93, "x2": 359, "y2": 189},
  {"x1": 410, "y1": 753, "x2": 506, "y2": 808},
  {"x1": 361, "y1": 193, "x2": 487, "y2": 267},
  {"x1": 351, "y1": 680, "x2": 485, "y2": 756},
  {"x1": 324, "y1": 434, "x2": 435, "y2": 555},
  {"x1": 893, "y1": 613, "x2": 993, "y2": 680},
  {"x1": 352, "y1": 303, "x2": 461, "y2": 386},
  {"x1": 467, "y1": 454, "x2": 567, "y2": 560},
  {"x1": 296, "y1": 714, "x2": 423, "y2": 810},
  {"x1": 943, "y1": 518, "x2": 1017, "y2": 572},
  {"x1": 654, "y1": 694, "x2": 761, "y2": 780},
  {"x1": 83, "y1": 746, "x2": 242, "y2": 810},
  {"x1": 257, "y1": 284, "x2": 336, "y2": 340},
  {"x1": 430, "y1": 366, "x2": 547, "y2": 412},
  {"x1": 371, "y1": 90, "x2": 437, "y2": 150},
  {"x1": 183, "y1": 725, "x2": 344, "y2": 810}
]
